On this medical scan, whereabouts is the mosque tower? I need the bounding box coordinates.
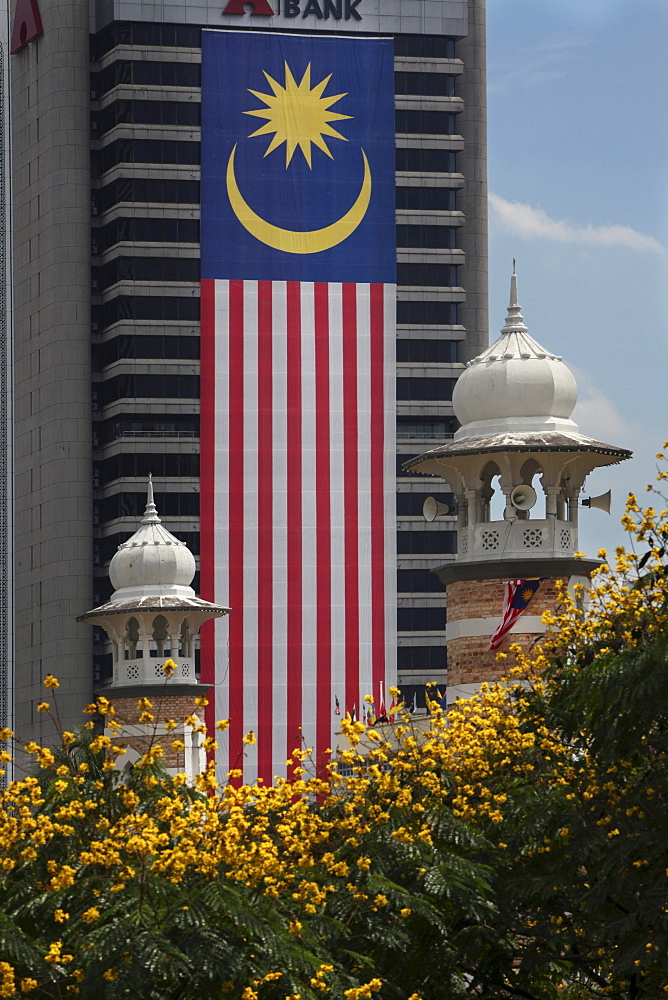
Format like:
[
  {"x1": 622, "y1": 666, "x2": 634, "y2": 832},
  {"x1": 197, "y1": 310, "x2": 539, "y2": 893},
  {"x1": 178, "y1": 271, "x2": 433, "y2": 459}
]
[
  {"x1": 78, "y1": 478, "x2": 229, "y2": 776},
  {"x1": 405, "y1": 272, "x2": 631, "y2": 706}
]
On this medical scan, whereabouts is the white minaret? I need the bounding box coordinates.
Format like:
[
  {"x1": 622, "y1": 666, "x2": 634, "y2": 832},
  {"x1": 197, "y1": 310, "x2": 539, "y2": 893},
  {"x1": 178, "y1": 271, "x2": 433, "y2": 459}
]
[
  {"x1": 78, "y1": 478, "x2": 229, "y2": 776},
  {"x1": 407, "y1": 272, "x2": 632, "y2": 704}
]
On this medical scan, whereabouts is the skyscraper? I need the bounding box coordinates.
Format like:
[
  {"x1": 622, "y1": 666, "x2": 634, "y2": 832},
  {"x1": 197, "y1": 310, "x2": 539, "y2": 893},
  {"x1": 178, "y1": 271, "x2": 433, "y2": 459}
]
[{"x1": 8, "y1": 0, "x2": 487, "y2": 755}]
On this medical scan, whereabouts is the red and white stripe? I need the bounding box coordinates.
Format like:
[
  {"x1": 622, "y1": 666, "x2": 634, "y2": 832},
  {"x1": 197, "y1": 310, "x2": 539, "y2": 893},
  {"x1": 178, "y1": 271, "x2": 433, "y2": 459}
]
[
  {"x1": 200, "y1": 278, "x2": 397, "y2": 784},
  {"x1": 488, "y1": 580, "x2": 528, "y2": 651}
]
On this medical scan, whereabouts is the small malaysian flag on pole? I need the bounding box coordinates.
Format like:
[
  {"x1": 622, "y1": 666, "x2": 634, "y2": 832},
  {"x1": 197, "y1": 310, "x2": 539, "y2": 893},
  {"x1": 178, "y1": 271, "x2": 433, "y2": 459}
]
[{"x1": 488, "y1": 579, "x2": 542, "y2": 651}]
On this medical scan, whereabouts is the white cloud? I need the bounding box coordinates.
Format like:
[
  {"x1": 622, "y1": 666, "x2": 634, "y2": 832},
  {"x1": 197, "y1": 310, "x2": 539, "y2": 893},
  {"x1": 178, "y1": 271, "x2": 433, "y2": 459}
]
[
  {"x1": 489, "y1": 32, "x2": 587, "y2": 93},
  {"x1": 489, "y1": 193, "x2": 665, "y2": 254},
  {"x1": 570, "y1": 366, "x2": 636, "y2": 446}
]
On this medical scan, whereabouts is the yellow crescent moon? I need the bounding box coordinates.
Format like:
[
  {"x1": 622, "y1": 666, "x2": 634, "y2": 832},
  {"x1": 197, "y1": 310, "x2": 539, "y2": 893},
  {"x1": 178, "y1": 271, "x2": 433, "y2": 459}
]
[{"x1": 226, "y1": 144, "x2": 372, "y2": 255}]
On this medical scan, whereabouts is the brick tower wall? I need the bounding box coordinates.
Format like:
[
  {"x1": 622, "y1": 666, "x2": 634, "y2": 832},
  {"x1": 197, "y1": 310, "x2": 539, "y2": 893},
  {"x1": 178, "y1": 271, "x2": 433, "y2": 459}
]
[
  {"x1": 105, "y1": 691, "x2": 206, "y2": 772},
  {"x1": 446, "y1": 576, "x2": 569, "y2": 691}
]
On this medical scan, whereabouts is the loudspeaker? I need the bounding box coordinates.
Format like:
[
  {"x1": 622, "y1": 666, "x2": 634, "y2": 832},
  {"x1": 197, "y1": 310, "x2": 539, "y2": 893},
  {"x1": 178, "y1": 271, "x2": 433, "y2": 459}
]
[
  {"x1": 510, "y1": 484, "x2": 537, "y2": 511},
  {"x1": 582, "y1": 489, "x2": 611, "y2": 514},
  {"x1": 422, "y1": 497, "x2": 454, "y2": 522}
]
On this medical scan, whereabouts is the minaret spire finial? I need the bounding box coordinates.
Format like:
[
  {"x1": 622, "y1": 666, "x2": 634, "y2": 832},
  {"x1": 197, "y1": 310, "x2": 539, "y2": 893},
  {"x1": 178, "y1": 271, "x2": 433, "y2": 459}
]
[
  {"x1": 501, "y1": 263, "x2": 528, "y2": 335},
  {"x1": 142, "y1": 472, "x2": 161, "y2": 523}
]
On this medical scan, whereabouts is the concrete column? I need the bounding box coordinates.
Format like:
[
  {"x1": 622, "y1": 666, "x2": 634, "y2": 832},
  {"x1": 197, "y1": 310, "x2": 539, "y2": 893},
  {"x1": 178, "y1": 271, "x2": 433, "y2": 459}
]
[
  {"x1": 0, "y1": 0, "x2": 15, "y2": 761},
  {"x1": 457, "y1": 0, "x2": 488, "y2": 363},
  {"x1": 544, "y1": 487, "x2": 559, "y2": 519},
  {"x1": 501, "y1": 486, "x2": 515, "y2": 522},
  {"x1": 12, "y1": 0, "x2": 93, "y2": 746},
  {"x1": 567, "y1": 494, "x2": 580, "y2": 533},
  {"x1": 465, "y1": 489, "x2": 478, "y2": 525}
]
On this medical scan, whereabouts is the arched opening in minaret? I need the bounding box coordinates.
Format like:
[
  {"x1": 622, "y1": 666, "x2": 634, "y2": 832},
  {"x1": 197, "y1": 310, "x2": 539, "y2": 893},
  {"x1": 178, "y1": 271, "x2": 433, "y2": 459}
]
[
  {"x1": 125, "y1": 617, "x2": 140, "y2": 659},
  {"x1": 481, "y1": 461, "x2": 503, "y2": 522},
  {"x1": 179, "y1": 619, "x2": 193, "y2": 658},
  {"x1": 519, "y1": 458, "x2": 543, "y2": 520},
  {"x1": 151, "y1": 615, "x2": 170, "y2": 657}
]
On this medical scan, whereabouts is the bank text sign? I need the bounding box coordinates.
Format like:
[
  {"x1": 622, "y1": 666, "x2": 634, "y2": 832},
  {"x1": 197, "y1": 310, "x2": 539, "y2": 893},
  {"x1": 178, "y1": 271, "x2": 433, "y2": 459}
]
[{"x1": 224, "y1": 0, "x2": 363, "y2": 19}]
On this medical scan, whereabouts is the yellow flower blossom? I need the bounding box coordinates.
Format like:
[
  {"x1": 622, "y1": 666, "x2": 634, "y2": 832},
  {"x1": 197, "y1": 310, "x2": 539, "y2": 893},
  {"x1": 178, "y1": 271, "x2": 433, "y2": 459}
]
[{"x1": 0, "y1": 963, "x2": 15, "y2": 999}]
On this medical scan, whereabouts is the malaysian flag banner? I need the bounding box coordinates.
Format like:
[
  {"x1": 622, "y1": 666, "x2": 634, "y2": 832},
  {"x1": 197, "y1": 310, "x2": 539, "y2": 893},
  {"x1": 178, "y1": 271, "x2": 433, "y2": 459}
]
[
  {"x1": 199, "y1": 30, "x2": 396, "y2": 783},
  {"x1": 488, "y1": 579, "x2": 542, "y2": 651}
]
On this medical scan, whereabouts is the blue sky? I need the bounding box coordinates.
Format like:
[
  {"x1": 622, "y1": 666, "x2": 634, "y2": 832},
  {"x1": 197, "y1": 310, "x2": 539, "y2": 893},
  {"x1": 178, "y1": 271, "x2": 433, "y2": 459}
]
[{"x1": 487, "y1": 0, "x2": 668, "y2": 557}]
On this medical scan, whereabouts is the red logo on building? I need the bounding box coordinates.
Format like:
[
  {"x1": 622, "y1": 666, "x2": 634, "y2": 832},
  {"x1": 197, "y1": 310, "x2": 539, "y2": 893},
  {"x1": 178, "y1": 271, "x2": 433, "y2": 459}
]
[
  {"x1": 10, "y1": 0, "x2": 44, "y2": 54},
  {"x1": 223, "y1": 0, "x2": 275, "y2": 14}
]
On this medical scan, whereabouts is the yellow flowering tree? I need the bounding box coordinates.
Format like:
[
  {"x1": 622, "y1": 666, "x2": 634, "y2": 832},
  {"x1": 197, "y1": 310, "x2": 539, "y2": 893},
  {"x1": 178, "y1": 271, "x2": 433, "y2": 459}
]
[
  {"x1": 0, "y1": 703, "x2": 495, "y2": 998},
  {"x1": 1, "y1": 461, "x2": 668, "y2": 999},
  {"x1": 448, "y1": 472, "x2": 668, "y2": 999}
]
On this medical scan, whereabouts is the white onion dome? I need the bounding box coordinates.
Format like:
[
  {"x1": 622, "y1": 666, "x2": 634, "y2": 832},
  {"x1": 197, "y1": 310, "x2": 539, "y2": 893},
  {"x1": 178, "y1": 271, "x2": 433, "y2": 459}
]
[
  {"x1": 453, "y1": 272, "x2": 579, "y2": 441},
  {"x1": 109, "y1": 478, "x2": 197, "y2": 601}
]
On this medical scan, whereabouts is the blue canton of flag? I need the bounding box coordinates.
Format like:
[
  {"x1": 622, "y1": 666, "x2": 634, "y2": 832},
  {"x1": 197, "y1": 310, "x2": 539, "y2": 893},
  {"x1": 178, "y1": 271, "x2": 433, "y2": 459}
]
[
  {"x1": 201, "y1": 30, "x2": 396, "y2": 284},
  {"x1": 510, "y1": 579, "x2": 542, "y2": 610}
]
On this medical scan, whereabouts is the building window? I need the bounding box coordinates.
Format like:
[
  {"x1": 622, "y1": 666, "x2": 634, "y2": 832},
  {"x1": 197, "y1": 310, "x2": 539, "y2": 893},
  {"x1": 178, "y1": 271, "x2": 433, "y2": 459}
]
[
  {"x1": 397, "y1": 646, "x2": 445, "y2": 671},
  {"x1": 92, "y1": 61, "x2": 202, "y2": 99},
  {"x1": 396, "y1": 418, "x2": 452, "y2": 439},
  {"x1": 93, "y1": 296, "x2": 200, "y2": 330},
  {"x1": 394, "y1": 72, "x2": 456, "y2": 97},
  {"x1": 94, "y1": 335, "x2": 200, "y2": 368},
  {"x1": 94, "y1": 100, "x2": 201, "y2": 137},
  {"x1": 397, "y1": 570, "x2": 445, "y2": 593},
  {"x1": 396, "y1": 340, "x2": 458, "y2": 363},
  {"x1": 96, "y1": 491, "x2": 200, "y2": 522},
  {"x1": 397, "y1": 530, "x2": 456, "y2": 555},
  {"x1": 395, "y1": 110, "x2": 458, "y2": 136},
  {"x1": 91, "y1": 22, "x2": 202, "y2": 59},
  {"x1": 397, "y1": 263, "x2": 459, "y2": 287},
  {"x1": 396, "y1": 301, "x2": 458, "y2": 325},
  {"x1": 396, "y1": 377, "x2": 456, "y2": 401},
  {"x1": 95, "y1": 374, "x2": 199, "y2": 407},
  {"x1": 396, "y1": 148, "x2": 457, "y2": 173},
  {"x1": 397, "y1": 607, "x2": 446, "y2": 632},
  {"x1": 92, "y1": 139, "x2": 200, "y2": 175},
  {"x1": 393, "y1": 35, "x2": 456, "y2": 59},
  {"x1": 396, "y1": 491, "x2": 455, "y2": 515},
  {"x1": 396, "y1": 418, "x2": 456, "y2": 441},
  {"x1": 396, "y1": 225, "x2": 457, "y2": 250},
  {"x1": 93, "y1": 178, "x2": 200, "y2": 214},
  {"x1": 95, "y1": 257, "x2": 200, "y2": 291},
  {"x1": 396, "y1": 186, "x2": 457, "y2": 211},
  {"x1": 96, "y1": 414, "x2": 200, "y2": 444},
  {"x1": 95, "y1": 218, "x2": 200, "y2": 254},
  {"x1": 96, "y1": 452, "x2": 200, "y2": 486}
]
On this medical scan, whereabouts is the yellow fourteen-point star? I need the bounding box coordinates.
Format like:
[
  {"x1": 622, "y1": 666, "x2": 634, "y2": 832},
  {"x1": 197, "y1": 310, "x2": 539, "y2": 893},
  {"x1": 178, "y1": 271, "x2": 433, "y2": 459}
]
[{"x1": 244, "y1": 62, "x2": 352, "y2": 168}]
